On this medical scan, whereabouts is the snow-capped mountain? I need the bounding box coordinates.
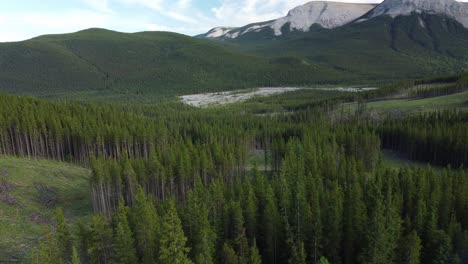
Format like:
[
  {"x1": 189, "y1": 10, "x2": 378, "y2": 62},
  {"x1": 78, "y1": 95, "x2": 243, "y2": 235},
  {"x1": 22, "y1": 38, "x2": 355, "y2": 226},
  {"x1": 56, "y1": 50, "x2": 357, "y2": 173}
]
[
  {"x1": 365, "y1": 0, "x2": 468, "y2": 27},
  {"x1": 200, "y1": 0, "x2": 468, "y2": 40},
  {"x1": 200, "y1": 1, "x2": 376, "y2": 39},
  {"x1": 204, "y1": 27, "x2": 236, "y2": 38}
]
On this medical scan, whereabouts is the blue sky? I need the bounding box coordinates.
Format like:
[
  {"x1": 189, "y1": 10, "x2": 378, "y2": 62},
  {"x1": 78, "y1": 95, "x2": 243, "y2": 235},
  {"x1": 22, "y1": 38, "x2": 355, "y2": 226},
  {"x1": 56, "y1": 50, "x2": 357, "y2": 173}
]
[{"x1": 0, "y1": 0, "x2": 466, "y2": 42}]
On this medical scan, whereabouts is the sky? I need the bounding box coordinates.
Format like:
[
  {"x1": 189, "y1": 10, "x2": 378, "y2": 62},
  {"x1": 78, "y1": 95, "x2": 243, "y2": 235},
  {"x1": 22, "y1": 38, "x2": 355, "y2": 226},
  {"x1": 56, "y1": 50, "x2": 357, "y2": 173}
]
[{"x1": 0, "y1": 0, "x2": 467, "y2": 42}]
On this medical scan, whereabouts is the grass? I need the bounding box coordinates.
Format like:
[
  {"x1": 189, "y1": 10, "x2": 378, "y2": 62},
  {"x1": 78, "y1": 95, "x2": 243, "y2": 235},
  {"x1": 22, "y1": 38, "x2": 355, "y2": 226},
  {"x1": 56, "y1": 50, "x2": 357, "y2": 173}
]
[
  {"x1": 0, "y1": 156, "x2": 90, "y2": 262},
  {"x1": 382, "y1": 149, "x2": 431, "y2": 169},
  {"x1": 343, "y1": 90, "x2": 468, "y2": 116},
  {"x1": 226, "y1": 89, "x2": 346, "y2": 115}
]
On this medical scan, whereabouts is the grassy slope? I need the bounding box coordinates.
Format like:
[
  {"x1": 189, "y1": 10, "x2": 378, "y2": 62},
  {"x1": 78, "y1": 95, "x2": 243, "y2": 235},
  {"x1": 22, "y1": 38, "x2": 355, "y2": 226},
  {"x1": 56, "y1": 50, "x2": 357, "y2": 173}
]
[
  {"x1": 342, "y1": 90, "x2": 468, "y2": 116},
  {"x1": 0, "y1": 157, "x2": 90, "y2": 262},
  {"x1": 382, "y1": 149, "x2": 432, "y2": 169}
]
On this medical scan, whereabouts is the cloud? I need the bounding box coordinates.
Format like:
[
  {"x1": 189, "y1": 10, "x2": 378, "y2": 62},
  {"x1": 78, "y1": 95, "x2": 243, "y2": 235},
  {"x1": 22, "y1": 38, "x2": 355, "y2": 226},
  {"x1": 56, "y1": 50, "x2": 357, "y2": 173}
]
[
  {"x1": 1, "y1": 0, "x2": 468, "y2": 42},
  {"x1": 81, "y1": 0, "x2": 114, "y2": 13},
  {"x1": 210, "y1": 0, "x2": 311, "y2": 27},
  {"x1": 118, "y1": 0, "x2": 165, "y2": 11}
]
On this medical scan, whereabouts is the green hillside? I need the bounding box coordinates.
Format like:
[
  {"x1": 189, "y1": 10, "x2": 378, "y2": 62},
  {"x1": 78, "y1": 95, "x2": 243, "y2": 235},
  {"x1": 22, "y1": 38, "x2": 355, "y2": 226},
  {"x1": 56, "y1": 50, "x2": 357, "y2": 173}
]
[
  {"x1": 0, "y1": 157, "x2": 90, "y2": 262},
  {"x1": 0, "y1": 29, "x2": 346, "y2": 99},
  {"x1": 1, "y1": 15, "x2": 467, "y2": 100},
  {"x1": 225, "y1": 14, "x2": 468, "y2": 82}
]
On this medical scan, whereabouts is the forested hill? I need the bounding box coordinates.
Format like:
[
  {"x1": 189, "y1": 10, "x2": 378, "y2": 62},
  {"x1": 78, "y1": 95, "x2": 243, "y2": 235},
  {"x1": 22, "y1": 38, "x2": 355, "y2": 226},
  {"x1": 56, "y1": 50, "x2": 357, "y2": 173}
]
[
  {"x1": 0, "y1": 28, "x2": 347, "y2": 98},
  {"x1": 1, "y1": 23, "x2": 468, "y2": 100}
]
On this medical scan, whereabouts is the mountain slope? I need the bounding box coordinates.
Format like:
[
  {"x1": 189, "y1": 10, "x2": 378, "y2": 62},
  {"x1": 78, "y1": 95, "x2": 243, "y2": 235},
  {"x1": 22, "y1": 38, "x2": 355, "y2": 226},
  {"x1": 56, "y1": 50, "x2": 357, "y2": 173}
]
[
  {"x1": 199, "y1": 0, "x2": 468, "y2": 81},
  {"x1": 231, "y1": 13, "x2": 468, "y2": 80},
  {"x1": 0, "y1": 29, "x2": 344, "y2": 98},
  {"x1": 364, "y1": 0, "x2": 468, "y2": 27},
  {"x1": 200, "y1": 1, "x2": 376, "y2": 39}
]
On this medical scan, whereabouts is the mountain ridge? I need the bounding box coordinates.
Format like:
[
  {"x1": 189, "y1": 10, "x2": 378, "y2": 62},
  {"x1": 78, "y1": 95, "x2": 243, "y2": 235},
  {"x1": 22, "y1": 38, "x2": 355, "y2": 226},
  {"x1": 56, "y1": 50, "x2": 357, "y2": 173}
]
[
  {"x1": 364, "y1": 0, "x2": 468, "y2": 27},
  {"x1": 200, "y1": 1, "x2": 377, "y2": 39},
  {"x1": 200, "y1": 0, "x2": 468, "y2": 39}
]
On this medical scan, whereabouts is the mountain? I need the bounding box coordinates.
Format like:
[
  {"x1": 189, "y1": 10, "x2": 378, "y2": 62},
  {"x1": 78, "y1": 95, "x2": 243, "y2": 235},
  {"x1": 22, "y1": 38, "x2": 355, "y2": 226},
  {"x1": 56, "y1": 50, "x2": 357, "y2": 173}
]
[
  {"x1": 363, "y1": 0, "x2": 468, "y2": 27},
  {"x1": 0, "y1": 1, "x2": 467, "y2": 100},
  {"x1": 199, "y1": 2, "x2": 376, "y2": 39},
  {"x1": 197, "y1": 0, "x2": 468, "y2": 81},
  {"x1": 200, "y1": 0, "x2": 468, "y2": 40},
  {"x1": 0, "y1": 28, "x2": 347, "y2": 98}
]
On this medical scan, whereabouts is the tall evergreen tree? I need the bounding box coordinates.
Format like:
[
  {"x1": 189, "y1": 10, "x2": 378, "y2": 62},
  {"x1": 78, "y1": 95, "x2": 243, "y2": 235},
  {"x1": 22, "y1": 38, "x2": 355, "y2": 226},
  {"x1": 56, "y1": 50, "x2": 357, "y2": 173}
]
[
  {"x1": 130, "y1": 187, "x2": 159, "y2": 263},
  {"x1": 55, "y1": 208, "x2": 72, "y2": 263},
  {"x1": 222, "y1": 243, "x2": 239, "y2": 264},
  {"x1": 249, "y1": 238, "x2": 263, "y2": 264},
  {"x1": 113, "y1": 200, "x2": 138, "y2": 264},
  {"x1": 71, "y1": 246, "x2": 81, "y2": 264},
  {"x1": 159, "y1": 199, "x2": 192, "y2": 264},
  {"x1": 400, "y1": 231, "x2": 422, "y2": 264}
]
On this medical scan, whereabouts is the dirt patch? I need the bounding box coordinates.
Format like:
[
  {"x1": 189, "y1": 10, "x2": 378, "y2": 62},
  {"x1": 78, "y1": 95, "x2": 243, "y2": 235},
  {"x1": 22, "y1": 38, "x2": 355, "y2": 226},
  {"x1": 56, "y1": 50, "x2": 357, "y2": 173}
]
[
  {"x1": 0, "y1": 177, "x2": 15, "y2": 194},
  {"x1": 30, "y1": 213, "x2": 50, "y2": 224},
  {"x1": 34, "y1": 182, "x2": 58, "y2": 208},
  {"x1": 0, "y1": 194, "x2": 16, "y2": 206}
]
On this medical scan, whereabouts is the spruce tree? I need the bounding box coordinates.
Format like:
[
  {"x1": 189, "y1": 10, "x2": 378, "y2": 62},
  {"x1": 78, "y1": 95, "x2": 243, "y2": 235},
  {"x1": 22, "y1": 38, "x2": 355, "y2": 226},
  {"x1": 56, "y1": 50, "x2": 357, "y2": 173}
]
[
  {"x1": 249, "y1": 238, "x2": 263, "y2": 264},
  {"x1": 71, "y1": 246, "x2": 81, "y2": 264},
  {"x1": 401, "y1": 231, "x2": 421, "y2": 264},
  {"x1": 55, "y1": 208, "x2": 72, "y2": 263},
  {"x1": 318, "y1": 256, "x2": 330, "y2": 264},
  {"x1": 159, "y1": 199, "x2": 192, "y2": 264},
  {"x1": 186, "y1": 178, "x2": 216, "y2": 264},
  {"x1": 130, "y1": 187, "x2": 159, "y2": 263},
  {"x1": 113, "y1": 200, "x2": 138, "y2": 264},
  {"x1": 222, "y1": 243, "x2": 239, "y2": 264}
]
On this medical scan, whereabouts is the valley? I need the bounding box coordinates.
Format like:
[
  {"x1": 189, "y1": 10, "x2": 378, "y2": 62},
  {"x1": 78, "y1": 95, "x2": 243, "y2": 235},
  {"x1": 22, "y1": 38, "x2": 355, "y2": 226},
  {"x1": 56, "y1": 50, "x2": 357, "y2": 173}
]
[{"x1": 0, "y1": 0, "x2": 467, "y2": 263}]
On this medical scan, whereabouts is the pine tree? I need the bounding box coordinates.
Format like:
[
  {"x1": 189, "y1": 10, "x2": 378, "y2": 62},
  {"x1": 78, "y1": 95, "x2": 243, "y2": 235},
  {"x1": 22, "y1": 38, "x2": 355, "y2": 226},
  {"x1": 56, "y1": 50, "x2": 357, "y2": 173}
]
[
  {"x1": 55, "y1": 208, "x2": 72, "y2": 263},
  {"x1": 401, "y1": 231, "x2": 421, "y2": 264},
  {"x1": 159, "y1": 199, "x2": 193, "y2": 264},
  {"x1": 288, "y1": 241, "x2": 306, "y2": 264},
  {"x1": 32, "y1": 231, "x2": 58, "y2": 264},
  {"x1": 318, "y1": 256, "x2": 330, "y2": 264},
  {"x1": 229, "y1": 201, "x2": 249, "y2": 262},
  {"x1": 249, "y1": 238, "x2": 263, "y2": 264},
  {"x1": 71, "y1": 246, "x2": 81, "y2": 264},
  {"x1": 222, "y1": 243, "x2": 239, "y2": 264},
  {"x1": 113, "y1": 200, "x2": 138, "y2": 264},
  {"x1": 186, "y1": 178, "x2": 216, "y2": 264},
  {"x1": 262, "y1": 185, "x2": 280, "y2": 264},
  {"x1": 130, "y1": 187, "x2": 159, "y2": 263},
  {"x1": 87, "y1": 214, "x2": 113, "y2": 264}
]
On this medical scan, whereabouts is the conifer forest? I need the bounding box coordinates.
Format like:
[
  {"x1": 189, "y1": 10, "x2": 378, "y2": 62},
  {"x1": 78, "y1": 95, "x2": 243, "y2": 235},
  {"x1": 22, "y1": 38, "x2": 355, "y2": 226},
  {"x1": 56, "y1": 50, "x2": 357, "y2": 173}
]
[
  {"x1": 0, "y1": 72, "x2": 467, "y2": 264},
  {"x1": 0, "y1": 2, "x2": 468, "y2": 262}
]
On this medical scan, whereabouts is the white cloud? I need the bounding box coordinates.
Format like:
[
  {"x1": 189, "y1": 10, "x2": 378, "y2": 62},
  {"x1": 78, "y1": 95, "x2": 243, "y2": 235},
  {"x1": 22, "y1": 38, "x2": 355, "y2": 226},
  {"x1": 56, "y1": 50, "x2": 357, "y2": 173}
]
[
  {"x1": 1, "y1": 0, "x2": 468, "y2": 42},
  {"x1": 176, "y1": 0, "x2": 192, "y2": 9},
  {"x1": 211, "y1": 0, "x2": 311, "y2": 27},
  {"x1": 81, "y1": 0, "x2": 114, "y2": 13},
  {"x1": 118, "y1": 0, "x2": 164, "y2": 11}
]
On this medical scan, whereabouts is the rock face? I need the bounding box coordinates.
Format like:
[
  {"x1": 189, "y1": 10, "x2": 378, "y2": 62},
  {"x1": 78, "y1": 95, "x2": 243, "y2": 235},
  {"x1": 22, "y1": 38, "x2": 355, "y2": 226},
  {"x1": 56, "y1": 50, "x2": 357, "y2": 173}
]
[
  {"x1": 270, "y1": 2, "x2": 376, "y2": 35},
  {"x1": 367, "y1": 0, "x2": 468, "y2": 27},
  {"x1": 201, "y1": 1, "x2": 376, "y2": 39},
  {"x1": 204, "y1": 27, "x2": 235, "y2": 38},
  {"x1": 200, "y1": 0, "x2": 468, "y2": 39}
]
